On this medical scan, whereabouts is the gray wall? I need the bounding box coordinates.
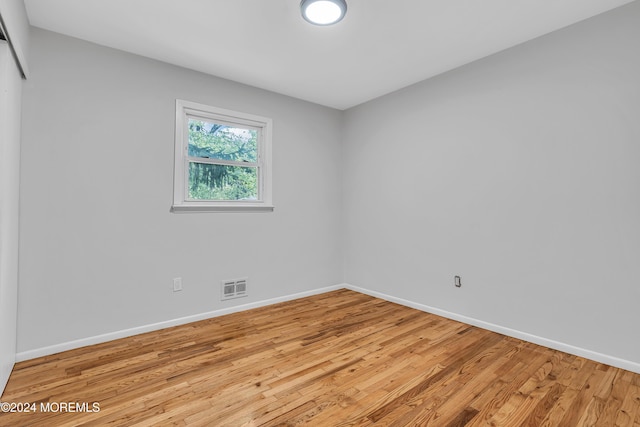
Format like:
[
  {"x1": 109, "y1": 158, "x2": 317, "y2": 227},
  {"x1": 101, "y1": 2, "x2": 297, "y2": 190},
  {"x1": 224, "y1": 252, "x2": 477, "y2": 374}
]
[
  {"x1": 343, "y1": 1, "x2": 640, "y2": 365},
  {"x1": 18, "y1": 29, "x2": 344, "y2": 354},
  {"x1": 0, "y1": 0, "x2": 30, "y2": 76},
  {"x1": 0, "y1": 0, "x2": 28, "y2": 396},
  {"x1": 0, "y1": 40, "x2": 23, "y2": 396}
]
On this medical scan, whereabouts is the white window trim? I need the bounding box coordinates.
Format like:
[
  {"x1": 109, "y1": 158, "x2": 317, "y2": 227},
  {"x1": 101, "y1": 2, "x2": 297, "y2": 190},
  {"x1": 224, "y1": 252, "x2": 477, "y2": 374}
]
[{"x1": 171, "y1": 99, "x2": 273, "y2": 213}]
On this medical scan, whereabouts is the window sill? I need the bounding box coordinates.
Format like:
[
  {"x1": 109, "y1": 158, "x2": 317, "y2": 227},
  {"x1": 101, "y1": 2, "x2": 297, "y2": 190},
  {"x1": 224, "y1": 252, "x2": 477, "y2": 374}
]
[{"x1": 171, "y1": 203, "x2": 274, "y2": 213}]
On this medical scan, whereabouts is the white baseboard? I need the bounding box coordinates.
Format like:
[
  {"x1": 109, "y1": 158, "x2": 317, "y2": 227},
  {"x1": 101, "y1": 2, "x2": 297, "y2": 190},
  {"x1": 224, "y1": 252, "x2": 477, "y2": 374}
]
[
  {"x1": 16, "y1": 283, "x2": 640, "y2": 375},
  {"x1": 15, "y1": 284, "x2": 344, "y2": 362},
  {"x1": 344, "y1": 284, "x2": 640, "y2": 375}
]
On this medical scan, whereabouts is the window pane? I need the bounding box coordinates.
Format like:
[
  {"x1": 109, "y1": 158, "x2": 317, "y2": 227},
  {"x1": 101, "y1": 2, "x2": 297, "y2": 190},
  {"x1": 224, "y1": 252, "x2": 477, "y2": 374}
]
[
  {"x1": 188, "y1": 162, "x2": 258, "y2": 201},
  {"x1": 188, "y1": 118, "x2": 257, "y2": 163}
]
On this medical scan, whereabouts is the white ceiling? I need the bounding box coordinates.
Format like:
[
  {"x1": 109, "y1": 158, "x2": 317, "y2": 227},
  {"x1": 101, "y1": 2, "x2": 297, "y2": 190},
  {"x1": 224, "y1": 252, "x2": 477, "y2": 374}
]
[{"x1": 24, "y1": 0, "x2": 636, "y2": 110}]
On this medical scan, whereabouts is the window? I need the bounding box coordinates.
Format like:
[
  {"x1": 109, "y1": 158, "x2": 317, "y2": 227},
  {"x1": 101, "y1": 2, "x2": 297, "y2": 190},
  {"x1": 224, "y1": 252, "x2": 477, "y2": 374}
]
[{"x1": 172, "y1": 100, "x2": 273, "y2": 212}]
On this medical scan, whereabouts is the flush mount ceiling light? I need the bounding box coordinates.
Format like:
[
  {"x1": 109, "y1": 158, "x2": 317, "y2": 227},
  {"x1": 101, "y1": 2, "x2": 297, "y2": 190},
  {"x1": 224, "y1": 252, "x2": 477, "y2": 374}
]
[{"x1": 301, "y1": 0, "x2": 347, "y2": 26}]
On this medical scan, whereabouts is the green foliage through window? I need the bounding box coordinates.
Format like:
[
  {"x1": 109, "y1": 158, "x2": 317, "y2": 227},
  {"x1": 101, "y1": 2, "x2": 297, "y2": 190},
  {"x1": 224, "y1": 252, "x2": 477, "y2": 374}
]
[
  {"x1": 187, "y1": 119, "x2": 259, "y2": 201},
  {"x1": 189, "y1": 163, "x2": 257, "y2": 201}
]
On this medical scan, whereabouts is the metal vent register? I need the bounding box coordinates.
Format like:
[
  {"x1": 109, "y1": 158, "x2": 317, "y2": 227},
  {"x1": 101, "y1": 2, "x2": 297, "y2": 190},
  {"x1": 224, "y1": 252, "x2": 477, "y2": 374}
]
[{"x1": 221, "y1": 278, "x2": 248, "y2": 300}]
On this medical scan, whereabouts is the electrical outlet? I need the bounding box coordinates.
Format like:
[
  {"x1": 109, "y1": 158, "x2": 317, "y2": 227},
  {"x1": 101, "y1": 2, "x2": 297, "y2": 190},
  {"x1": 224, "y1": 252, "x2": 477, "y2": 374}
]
[
  {"x1": 173, "y1": 277, "x2": 183, "y2": 292},
  {"x1": 454, "y1": 276, "x2": 462, "y2": 288}
]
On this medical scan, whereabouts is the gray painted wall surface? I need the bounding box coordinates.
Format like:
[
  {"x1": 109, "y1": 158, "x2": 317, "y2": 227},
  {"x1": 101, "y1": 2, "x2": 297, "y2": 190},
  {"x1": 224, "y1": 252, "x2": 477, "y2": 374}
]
[
  {"x1": 343, "y1": 2, "x2": 640, "y2": 364},
  {"x1": 0, "y1": 40, "x2": 23, "y2": 392},
  {"x1": 0, "y1": 0, "x2": 30, "y2": 76},
  {"x1": 18, "y1": 29, "x2": 344, "y2": 353}
]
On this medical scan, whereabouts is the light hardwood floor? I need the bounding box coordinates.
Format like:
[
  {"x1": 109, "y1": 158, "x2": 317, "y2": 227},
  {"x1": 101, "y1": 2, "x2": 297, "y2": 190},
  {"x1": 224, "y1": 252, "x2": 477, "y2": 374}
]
[{"x1": 1, "y1": 289, "x2": 639, "y2": 426}]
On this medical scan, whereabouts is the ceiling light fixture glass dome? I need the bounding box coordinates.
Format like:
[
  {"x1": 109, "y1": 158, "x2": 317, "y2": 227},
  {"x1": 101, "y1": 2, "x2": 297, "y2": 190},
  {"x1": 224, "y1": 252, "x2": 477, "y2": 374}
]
[{"x1": 300, "y1": 0, "x2": 347, "y2": 26}]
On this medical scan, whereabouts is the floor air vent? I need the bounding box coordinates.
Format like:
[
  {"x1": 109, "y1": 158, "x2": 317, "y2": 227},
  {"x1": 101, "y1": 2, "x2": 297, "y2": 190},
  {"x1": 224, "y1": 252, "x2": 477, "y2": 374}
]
[{"x1": 221, "y1": 278, "x2": 248, "y2": 300}]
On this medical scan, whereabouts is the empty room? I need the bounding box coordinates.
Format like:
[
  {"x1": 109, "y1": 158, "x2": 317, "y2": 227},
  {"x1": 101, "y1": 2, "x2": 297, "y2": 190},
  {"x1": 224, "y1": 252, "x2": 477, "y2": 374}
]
[{"x1": 1, "y1": 0, "x2": 639, "y2": 425}]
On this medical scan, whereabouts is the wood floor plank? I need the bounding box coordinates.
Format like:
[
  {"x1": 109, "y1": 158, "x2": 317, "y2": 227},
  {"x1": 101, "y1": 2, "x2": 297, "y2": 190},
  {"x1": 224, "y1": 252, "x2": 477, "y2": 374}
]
[
  {"x1": 614, "y1": 384, "x2": 640, "y2": 427},
  {"x1": 1, "y1": 289, "x2": 638, "y2": 426},
  {"x1": 392, "y1": 337, "x2": 523, "y2": 426}
]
